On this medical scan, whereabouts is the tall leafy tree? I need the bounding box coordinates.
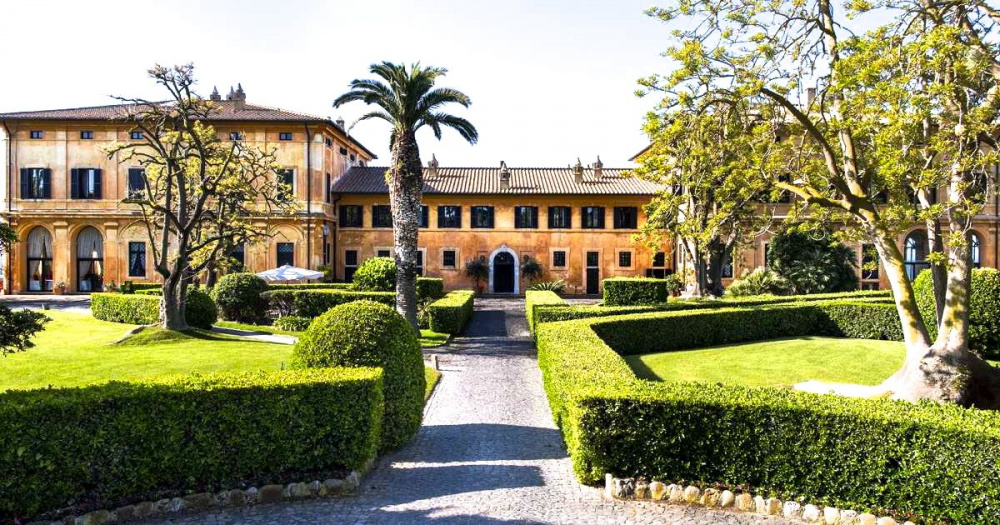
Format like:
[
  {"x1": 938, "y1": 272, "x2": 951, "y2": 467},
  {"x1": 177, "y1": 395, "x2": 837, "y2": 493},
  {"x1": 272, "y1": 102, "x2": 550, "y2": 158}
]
[
  {"x1": 335, "y1": 62, "x2": 478, "y2": 329},
  {"x1": 108, "y1": 64, "x2": 297, "y2": 330},
  {"x1": 645, "y1": 0, "x2": 1000, "y2": 405}
]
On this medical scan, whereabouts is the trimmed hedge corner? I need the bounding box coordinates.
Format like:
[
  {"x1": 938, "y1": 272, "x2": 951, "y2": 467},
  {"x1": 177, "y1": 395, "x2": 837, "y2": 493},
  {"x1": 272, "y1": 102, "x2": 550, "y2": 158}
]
[
  {"x1": 0, "y1": 368, "x2": 383, "y2": 521},
  {"x1": 262, "y1": 290, "x2": 396, "y2": 318},
  {"x1": 92, "y1": 290, "x2": 219, "y2": 329},
  {"x1": 292, "y1": 301, "x2": 423, "y2": 451},
  {"x1": 427, "y1": 290, "x2": 475, "y2": 334},
  {"x1": 603, "y1": 277, "x2": 669, "y2": 306},
  {"x1": 416, "y1": 277, "x2": 445, "y2": 301},
  {"x1": 526, "y1": 290, "x2": 566, "y2": 336},
  {"x1": 536, "y1": 310, "x2": 1000, "y2": 523}
]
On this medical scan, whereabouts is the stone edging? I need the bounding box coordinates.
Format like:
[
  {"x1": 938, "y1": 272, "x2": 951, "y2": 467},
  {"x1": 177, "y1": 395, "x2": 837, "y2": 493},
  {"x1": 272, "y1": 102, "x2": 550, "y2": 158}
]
[
  {"x1": 30, "y1": 462, "x2": 372, "y2": 525},
  {"x1": 604, "y1": 475, "x2": 916, "y2": 525}
]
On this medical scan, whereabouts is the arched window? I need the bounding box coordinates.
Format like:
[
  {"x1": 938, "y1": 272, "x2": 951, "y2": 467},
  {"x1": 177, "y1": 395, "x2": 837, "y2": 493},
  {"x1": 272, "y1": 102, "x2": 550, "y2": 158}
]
[
  {"x1": 904, "y1": 230, "x2": 930, "y2": 280},
  {"x1": 76, "y1": 227, "x2": 104, "y2": 292},
  {"x1": 26, "y1": 227, "x2": 53, "y2": 292},
  {"x1": 971, "y1": 232, "x2": 982, "y2": 269}
]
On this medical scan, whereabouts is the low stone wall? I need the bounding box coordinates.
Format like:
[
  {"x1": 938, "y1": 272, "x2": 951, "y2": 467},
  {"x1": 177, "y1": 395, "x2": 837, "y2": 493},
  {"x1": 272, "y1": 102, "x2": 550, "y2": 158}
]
[
  {"x1": 604, "y1": 475, "x2": 917, "y2": 525},
  {"x1": 30, "y1": 466, "x2": 369, "y2": 525}
]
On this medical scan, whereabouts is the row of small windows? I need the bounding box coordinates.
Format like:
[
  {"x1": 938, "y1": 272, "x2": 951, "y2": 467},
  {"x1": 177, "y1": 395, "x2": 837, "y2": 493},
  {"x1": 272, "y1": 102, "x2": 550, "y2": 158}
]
[
  {"x1": 19, "y1": 167, "x2": 295, "y2": 200},
  {"x1": 339, "y1": 205, "x2": 641, "y2": 230}
]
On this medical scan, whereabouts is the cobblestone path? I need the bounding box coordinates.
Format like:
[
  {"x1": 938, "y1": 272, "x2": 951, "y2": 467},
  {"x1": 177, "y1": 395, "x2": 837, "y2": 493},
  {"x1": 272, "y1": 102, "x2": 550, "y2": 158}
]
[{"x1": 154, "y1": 298, "x2": 793, "y2": 524}]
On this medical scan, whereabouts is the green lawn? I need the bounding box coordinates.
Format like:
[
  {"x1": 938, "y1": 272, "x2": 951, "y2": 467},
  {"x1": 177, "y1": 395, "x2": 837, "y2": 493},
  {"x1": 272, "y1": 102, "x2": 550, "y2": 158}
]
[
  {"x1": 425, "y1": 366, "x2": 441, "y2": 400},
  {"x1": 626, "y1": 336, "x2": 906, "y2": 388},
  {"x1": 419, "y1": 329, "x2": 450, "y2": 347}
]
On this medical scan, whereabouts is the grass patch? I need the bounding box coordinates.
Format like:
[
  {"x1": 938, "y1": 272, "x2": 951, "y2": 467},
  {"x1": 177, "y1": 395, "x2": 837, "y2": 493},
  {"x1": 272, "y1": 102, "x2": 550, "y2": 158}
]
[
  {"x1": 626, "y1": 336, "x2": 906, "y2": 388},
  {"x1": 0, "y1": 310, "x2": 292, "y2": 391},
  {"x1": 419, "y1": 329, "x2": 450, "y2": 348},
  {"x1": 424, "y1": 366, "x2": 441, "y2": 400},
  {"x1": 214, "y1": 320, "x2": 300, "y2": 336}
]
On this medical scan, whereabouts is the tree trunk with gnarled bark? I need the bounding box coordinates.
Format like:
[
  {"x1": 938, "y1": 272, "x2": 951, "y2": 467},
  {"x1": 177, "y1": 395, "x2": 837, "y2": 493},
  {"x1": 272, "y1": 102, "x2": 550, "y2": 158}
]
[
  {"x1": 160, "y1": 273, "x2": 189, "y2": 331},
  {"x1": 388, "y1": 129, "x2": 423, "y2": 331}
]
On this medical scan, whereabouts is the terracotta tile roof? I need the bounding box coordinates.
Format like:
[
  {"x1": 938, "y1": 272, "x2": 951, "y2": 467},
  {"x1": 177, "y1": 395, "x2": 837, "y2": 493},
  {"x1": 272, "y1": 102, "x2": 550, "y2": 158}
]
[
  {"x1": 0, "y1": 100, "x2": 377, "y2": 158},
  {"x1": 332, "y1": 166, "x2": 663, "y2": 195}
]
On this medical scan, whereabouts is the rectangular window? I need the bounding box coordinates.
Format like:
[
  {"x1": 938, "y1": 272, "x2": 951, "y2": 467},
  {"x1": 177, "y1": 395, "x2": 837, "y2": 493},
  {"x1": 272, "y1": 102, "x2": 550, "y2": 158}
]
[
  {"x1": 279, "y1": 132, "x2": 293, "y2": 141},
  {"x1": 619, "y1": 251, "x2": 632, "y2": 268},
  {"x1": 278, "y1": 169, "x2": 294, "y2": 190},
  {"x1": 372, "y1": 205, "x2": 393, "y2": 228},
  {"x1": 442, "y1": 249, "x2": 457, "y2": 268},
  {"x1": 127, "y1": 168, "x2": 145, "y2": 199},
  {"x1": 652, "y1": 252, "x2": 666, "y2": 268},
  {"x1": 277, "y1": 242, "x2": 294, "y2": 267},
  {"x1": 419, "y1": 205, "x2": 429, "y2": 228},
  {"x1": 128, "y1": 242, "x2": 146, "y2": 277},
  {"x1": 80, "y1": 131, "x2": 94, "y2": 140},
  {"x1": 322, "y1": 233, "x2": 330, "y2": 265},
  {"x1": 515, "y1": 206, "x2": 539, "y2": 229},
  {"x1": 325, "y1": 173, "x2": 331, "y2": 203},
  {"x1": 582, "y1": 207, "x2": 605, "y2": 229},
  {"x1": 339, "y1": 205, "x2": 363, "y2": 227},
  {"x1": 339, "y1": 147, "x2": 348, "y2": 156},
  {"x1": 438, "y1": 206, "x2": 461, "y2": 228},
  {"x1": 861, "y1": 244, "x2": 879, "y2": 281},
  {"x1": 325, "y1": 137, "x2": 333, "y2": 147},
  {"x1": 613, "y1": 207, "x2": 638, "y2": 229},
  {"x1": 19, "y1": 168, "x2": 51, "y2": 199},
  {"x1": 416, "y1": 250, "x2": 424, "y2": 276},
  {"x1": 470, "y1": 206, "x2": 494, "y2": 228},
  {"x1": 553, "y1": 250, "x2": 567, "y2": 268},
  {"x1": 130, "y1": 131, "x2": 144, "y2": 140},
  {"x1": 71, "y1": 168, "x2": 102, "y2": 199},
  {"x1": 229, "y1": 132, "x2": 243, "y2": 141},
  {"x1": 29, "y1": 130, "x2": 43, "y2": 139},
  {"x1": 344, "y1": 249, "x2": 359, "y2": 281},
  {"x1": 377, "y1": 249, "x2": 391, "y2": 258},
  {"x1": 548, "y1": 206, "x2": 571, "y2": 229}
]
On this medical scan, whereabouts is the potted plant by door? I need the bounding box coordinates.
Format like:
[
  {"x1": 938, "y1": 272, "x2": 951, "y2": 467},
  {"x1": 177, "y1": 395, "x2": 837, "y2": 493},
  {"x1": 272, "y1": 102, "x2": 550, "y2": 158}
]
[{"x1": 54, "y1": 281, "x2": 67, "y2": 295}]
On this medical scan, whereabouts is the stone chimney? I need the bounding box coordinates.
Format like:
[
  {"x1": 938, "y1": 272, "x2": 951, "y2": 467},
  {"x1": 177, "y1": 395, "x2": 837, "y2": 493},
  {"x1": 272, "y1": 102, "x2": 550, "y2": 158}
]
[
  {"x1": 335, "y1": 117, "x2": 346, "y2": 131},
  {"x1": 226, "y1": 86, "x2": 235, "y2": 100},
  {"x1": 594, "y1": 156, "x2": 604, "y2": 178},
  {"x1": 428, "y1": 154, "x2": 440, "y2": 177},
  {"x1": 806, "y1": 87, "x2": 816, "y2": 107},
  {"x1": 209, "y1": 86, "x2": 221, "y2": 102},
  {"x1": 499, "y1": 160, "x2": 510, "y2": 190},
  {"x1": 573, "y1": 158, "x2": 584, "y2": 184},
  {"x1": 232, "y1": 83, "x2": 246, "y2": 111}
]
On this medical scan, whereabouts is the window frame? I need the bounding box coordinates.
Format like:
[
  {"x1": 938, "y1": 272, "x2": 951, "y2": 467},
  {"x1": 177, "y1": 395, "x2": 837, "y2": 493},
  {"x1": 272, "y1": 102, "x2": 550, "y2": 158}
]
[
  {"x1": 80, "y1": 131, "x2": 94, "y2": 140},
  {"x1": 372, "y1": 205, "x2": 393, "y2": 228},
  {"x1": 276, "y1": 242, "x2": 295, "y2": 267},
  {"x1": 550, "y1": 248, "x2": 569, "y2": 269},
  {"x1": 581, "y1": 206, "x2": 606, "y2": 229},
  {"x1": 71, "y1": 168, "x2": 102, "y2": 200},
  {"x1": 279, "y1": 132, "x2": 293, "y2": 141},
  {"x1": 514, "y1": 206, "x2": 539, "y2": 229},
  {"x1": 20, "y1": 168, "x2": 51, "y2": 200},
  {"x1": 437, "y1": 205, "x2": 462, "y2": 228},
  {"x1": 441, "y1": 248, "x2": 459, "y2": 269},
  {"x1": 344, "y1": 248, "x2": 360, "y2": 281},
  {"x1": 128, "y1": 241, "x2": 147, "y2": 277},
  {"x1": 277, "y1": 168, "x2": 295, "y2": 197},
  {"x1": 29, "y1": 130, "x2": 43, "y2": 139},
  {"x1": 339, "y1": 205, "x2": 364, "y2": 228},
  {"x1": 130, "y1": 131, "x2": 144, "y2": 140},
  {"x1": 419, "y1": 205, "x2": 429, "y2": 228},
  {"x1": 613, "y1": 206, "x2": 638, "y2": 229},
  {"x1": 470, "y1": 206, "x2": 495, "y2": 229},
  {"x1": 548, "y1": 206, "x2": 572, "y2": 229},
  {"x1": 617, "y1": 250, "x2": 633, "y2": 269}
]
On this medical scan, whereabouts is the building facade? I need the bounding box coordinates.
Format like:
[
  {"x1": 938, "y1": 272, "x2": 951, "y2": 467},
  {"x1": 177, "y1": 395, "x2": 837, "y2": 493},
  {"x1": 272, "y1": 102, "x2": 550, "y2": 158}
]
[{"x1": 0, "y1": 92, "x2": 671, "y2": 295}]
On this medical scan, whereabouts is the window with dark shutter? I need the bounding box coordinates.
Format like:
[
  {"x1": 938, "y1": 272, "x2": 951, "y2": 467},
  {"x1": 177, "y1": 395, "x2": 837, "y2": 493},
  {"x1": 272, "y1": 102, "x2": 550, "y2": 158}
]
[
  {"x1": 515, "y1": 206, "x2": 538, "y2": 228},
  {"x1": 344, "y1": 249, "x2": 359, "y2": 281},
  {"x1": 652, "y1": 252, "x2": 666, "y2": 268},
  {"x1": 278, "y1": 169, "x2": 294, "y2": 191},
  {"x1": 419, "y1": 206, "x2": 429, "y2": 228},
  {"x1": 73, "y1": 168, "x2": 101, "y2": 199},
  {"x1": 339, "y1": 205, "x2": 363, "y2": 227},
  {"x1": 553, "y1": 251, "x2": 567, "y2": 268},
  {"x1": 128, "y1": 168, "x2": 145, "y2": 199},
  {"x1": 470, "y1": 206, "x2": 494, "y2": 228},
  {"x1": 438, "y1": 206, "x2": 461, "y2": 228},
  {"x1": 613, "y1": 207, "x2": 638, "y2": 229},
  {"x1": 20, "y1": 168, "x2": 50, "y2": 199},
  {"x1": 372, "y1": 205, "x2": 393, "y2": 228},
  {"x1": 548, "y1": 207, "x2": 571, "y2": 229},
  {"x1": 582, "y1": 207, "x2": 605, "y2": 229}
]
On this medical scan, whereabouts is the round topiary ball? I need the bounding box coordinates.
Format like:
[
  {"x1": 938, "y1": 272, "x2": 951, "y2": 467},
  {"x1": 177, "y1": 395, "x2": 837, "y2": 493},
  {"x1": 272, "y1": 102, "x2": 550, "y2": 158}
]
[
  {"x1": 292, "y1": 300, "x2": 424, "y2": 450},
  {"x1": 184, "y1": 287, "x2": 218, "y2": 329},
  {"x1": 351, "y1": 257, "x2": 396, "y2": 292},
  {"x1": 211, "y1": 272, "x2": 269, "y2": 323}
]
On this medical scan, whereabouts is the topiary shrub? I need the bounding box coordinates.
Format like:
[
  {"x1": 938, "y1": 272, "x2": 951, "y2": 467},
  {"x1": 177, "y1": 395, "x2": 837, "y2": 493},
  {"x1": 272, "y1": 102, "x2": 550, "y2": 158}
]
[
  {"x1": 427, "y1": 290, "x2": 475, "y2": 334},
  {"x1": 91, "y1": 293, "x2": 160, "y2": 324},
  {"x1": 603, "y1": 278, "x2": 668, "y2": 306},
  {"x1": 415, "y1": 277, "x2": 445, "y2": 301},
  {"x1": 526, "y1": 290, "x2": 567, "y2": 337},
  {"x1": 183, "y1": 288, "x2": 218, "y2": 329},
  {"x1": 914, "y1": 268, "x2": 1000, "y2": 359},
  {"x1": 273, "y1": 316, "x2": 311, "y2": 332},
  {"x1": 352, "y1": 257, "x2": 396, "y2": 292},
  {"x1": 291, "y1": 300, "x2": 424, "y2": 451},
  {"x1": 210, "y1": 273, "x2": 269, "y2": 323}
]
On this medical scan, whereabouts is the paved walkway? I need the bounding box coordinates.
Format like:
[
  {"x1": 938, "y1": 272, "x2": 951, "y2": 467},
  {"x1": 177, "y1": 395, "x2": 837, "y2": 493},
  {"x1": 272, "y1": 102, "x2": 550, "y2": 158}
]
[
  {"x1": 153, "y1": 298, "x2": 793, "y2": 524},
  {"x1": 0, "y1": 294, "x2": 91, "y2": 312}
]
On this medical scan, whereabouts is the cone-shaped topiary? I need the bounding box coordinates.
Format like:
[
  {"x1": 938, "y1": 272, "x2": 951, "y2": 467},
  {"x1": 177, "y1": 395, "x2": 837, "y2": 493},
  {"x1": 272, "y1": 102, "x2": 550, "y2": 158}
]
[
  {"x1": 351, "y1": 257, "x2": 397, "y2": 292},
  {"x1": 210, "y1": 272, "x2": 269, "y2": 323},
  {"x1": 291, "y1": 300, "x2": 424, "y2": 450}
]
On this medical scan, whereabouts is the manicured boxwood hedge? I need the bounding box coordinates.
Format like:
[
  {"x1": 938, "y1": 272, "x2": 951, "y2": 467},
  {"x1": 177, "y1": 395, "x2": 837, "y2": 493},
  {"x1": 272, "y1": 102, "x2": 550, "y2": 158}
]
[
  {"x1": 536, "y1": 312, "x2": 1000, "y2": 523},
  {"x1": 262, "y1": 290, "x2": 396, "y2": 318},
  {"x1": 266, "y1": 282, "x2": 353, "y2": 291},
  {"x1": 914, "y1": 268, "x2": 1000, "y2": 359},
  {"x1": 525, "y1": 290, "x2": 567, "y2": 336},
  {"x1": 91, "y1": 291, "x2": 218, "y2": 329},
  {"x1": 532, "y1": 289, "x2": 893, "y2": 329},
  {"x1": 0, "y1": 368, "x2": 384, "y2": 521},
  {"x1": 603, "y1": 278, "x2": 668, "y2": 306},
  {"x1": 427, "y1": 290, "x2": 475, "y2": 334},
  {"x1": 416, "y1": 277, "x2": 445, "y2": 301},
  {"x1": 273, "y1": 315, "x2": 311, "y2": 332}
]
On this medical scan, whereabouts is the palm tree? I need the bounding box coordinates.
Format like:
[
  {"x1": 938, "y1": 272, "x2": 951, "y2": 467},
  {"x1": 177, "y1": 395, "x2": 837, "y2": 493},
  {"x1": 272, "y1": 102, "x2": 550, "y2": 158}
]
[{"x1": 335, "y1": 62, "x2": 478, "y2": 330}]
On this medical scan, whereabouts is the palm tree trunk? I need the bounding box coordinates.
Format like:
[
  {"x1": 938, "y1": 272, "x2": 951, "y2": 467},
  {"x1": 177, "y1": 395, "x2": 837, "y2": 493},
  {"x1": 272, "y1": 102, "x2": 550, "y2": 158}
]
[{"x1": 388, "y1": 129, "x2": 423, "y2": 331}]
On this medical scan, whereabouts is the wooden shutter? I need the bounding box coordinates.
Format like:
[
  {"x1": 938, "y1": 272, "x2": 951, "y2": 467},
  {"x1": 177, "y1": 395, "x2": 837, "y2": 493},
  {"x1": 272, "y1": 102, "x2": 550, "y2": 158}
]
[
  {"x1": 19, "y1": 168, "x2": 29, "y2": 199},
  {"x1": 70, "y1": 169, "x2": 79, "y2": 199},
  {"x1": 93, "y1": 169, "x2": 102, "y2": 199},
  {"x1": 42, "y1": 169, "x2": 52, "y2": 198}
]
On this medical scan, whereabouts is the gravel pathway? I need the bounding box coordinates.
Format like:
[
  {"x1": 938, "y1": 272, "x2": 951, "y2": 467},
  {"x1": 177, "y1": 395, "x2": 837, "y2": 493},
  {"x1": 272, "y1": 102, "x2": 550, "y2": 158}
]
[{"x1": 152, "y1": 298, "x2": 794, "y2": 524}]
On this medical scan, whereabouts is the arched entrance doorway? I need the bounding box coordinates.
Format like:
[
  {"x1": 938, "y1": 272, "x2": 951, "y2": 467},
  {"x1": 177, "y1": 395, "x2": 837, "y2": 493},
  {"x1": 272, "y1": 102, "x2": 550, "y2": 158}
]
[
  {"x1": 490, "y1": 246, "x2": 518, "y2": 294},
  {"x1": 76, "y1": 227, "x2": 104, "y2": 292},
  {"x1": 904, "y1": 230, "x2": 929, "y2": 280},
  {"x1": 26, "y1": 227, "x2": 53, "y2": 292}
]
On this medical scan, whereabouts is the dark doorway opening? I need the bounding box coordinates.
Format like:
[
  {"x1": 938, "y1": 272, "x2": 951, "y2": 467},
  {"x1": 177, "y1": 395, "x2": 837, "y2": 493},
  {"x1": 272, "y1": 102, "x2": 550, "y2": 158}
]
[
  {"x1": 586, "y1": 251, "x2": 600, "y2": 295},
  {"x1": 493, "y1": 251, "x2": 515, "y2": 293}
]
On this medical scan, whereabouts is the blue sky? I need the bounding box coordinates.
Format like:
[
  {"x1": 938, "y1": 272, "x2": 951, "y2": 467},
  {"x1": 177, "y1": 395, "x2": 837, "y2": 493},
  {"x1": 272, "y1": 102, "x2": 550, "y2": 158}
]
[{"x1": 0, "y1": 0, "x2": 671, "y2": 167}]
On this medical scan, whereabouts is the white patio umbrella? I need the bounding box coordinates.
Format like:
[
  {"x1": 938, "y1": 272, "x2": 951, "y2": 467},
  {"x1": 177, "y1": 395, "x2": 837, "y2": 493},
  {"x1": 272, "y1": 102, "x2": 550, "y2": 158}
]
[{"x1": 256, "y1": 265, "x2": 324, "y2": 282}]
